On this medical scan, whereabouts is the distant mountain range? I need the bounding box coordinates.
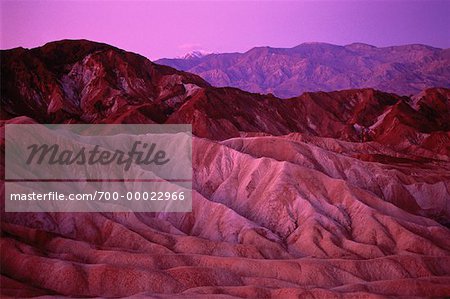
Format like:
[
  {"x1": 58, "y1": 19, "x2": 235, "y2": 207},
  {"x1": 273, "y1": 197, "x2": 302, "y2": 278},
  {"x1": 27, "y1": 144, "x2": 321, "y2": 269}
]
[{"x1": 157, "y1": 42, "x2": 450, "y2": 98}]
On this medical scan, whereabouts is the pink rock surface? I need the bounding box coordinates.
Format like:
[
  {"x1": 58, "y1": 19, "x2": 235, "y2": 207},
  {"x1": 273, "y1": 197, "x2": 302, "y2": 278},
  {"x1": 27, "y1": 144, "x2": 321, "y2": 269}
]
[{"x1": 1, "y1": 40, "x2": 449, "y2": 298}]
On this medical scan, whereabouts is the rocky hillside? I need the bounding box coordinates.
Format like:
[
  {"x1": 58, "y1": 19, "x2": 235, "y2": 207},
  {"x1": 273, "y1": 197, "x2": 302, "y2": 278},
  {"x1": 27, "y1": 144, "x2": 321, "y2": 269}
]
[
  {"x1": 157, "y1": 42, "x2": 450, "y2": 98},
  {"x1": 1, "y1": 40, "x2": 450, "y2": 298}
]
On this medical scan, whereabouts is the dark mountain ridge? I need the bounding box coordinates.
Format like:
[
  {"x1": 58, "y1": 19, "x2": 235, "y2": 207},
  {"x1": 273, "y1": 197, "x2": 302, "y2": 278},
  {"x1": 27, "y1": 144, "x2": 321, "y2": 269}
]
[{"x1": 2, "y1": 40, "x2": 448, "y2": 153}]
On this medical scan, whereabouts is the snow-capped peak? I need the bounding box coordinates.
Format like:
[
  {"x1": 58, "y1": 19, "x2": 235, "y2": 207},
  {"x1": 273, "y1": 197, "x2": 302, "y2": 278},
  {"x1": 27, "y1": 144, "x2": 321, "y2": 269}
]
[{"x1": 178, "y1": 50, "x2": 211, "y2": 60}]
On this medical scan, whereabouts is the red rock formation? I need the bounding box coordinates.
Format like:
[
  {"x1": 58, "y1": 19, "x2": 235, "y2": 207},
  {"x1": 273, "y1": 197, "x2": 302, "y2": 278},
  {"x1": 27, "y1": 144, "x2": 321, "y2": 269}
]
[
  {"x1": 1, "y1": 40, "x2": 449, "y2": 298},
  {"x1": 1, "y1": 40, "x2": 209, "y2": 124}
]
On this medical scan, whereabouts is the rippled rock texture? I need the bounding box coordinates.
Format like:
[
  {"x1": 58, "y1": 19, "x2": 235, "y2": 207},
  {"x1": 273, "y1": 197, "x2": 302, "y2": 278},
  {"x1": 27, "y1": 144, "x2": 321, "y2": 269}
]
[{"x1": 1, "y1": 40, "x2": 449, "y2": 298}]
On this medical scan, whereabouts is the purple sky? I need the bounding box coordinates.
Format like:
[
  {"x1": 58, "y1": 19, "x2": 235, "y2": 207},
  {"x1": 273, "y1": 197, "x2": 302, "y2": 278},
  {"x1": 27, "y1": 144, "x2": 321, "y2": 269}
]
[{"x1": 1, "y1": 1, "x2": 449, "y2": 60}]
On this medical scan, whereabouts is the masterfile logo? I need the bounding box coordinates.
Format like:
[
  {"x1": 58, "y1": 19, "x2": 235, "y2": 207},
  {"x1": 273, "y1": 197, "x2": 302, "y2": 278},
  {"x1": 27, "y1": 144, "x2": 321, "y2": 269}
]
[
  {"x1": 5, "y1": 124, "x2": 192, "y2": 212},
  {"x1": 25, "y1": 140, "x2": 171, "y2": 171}
]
